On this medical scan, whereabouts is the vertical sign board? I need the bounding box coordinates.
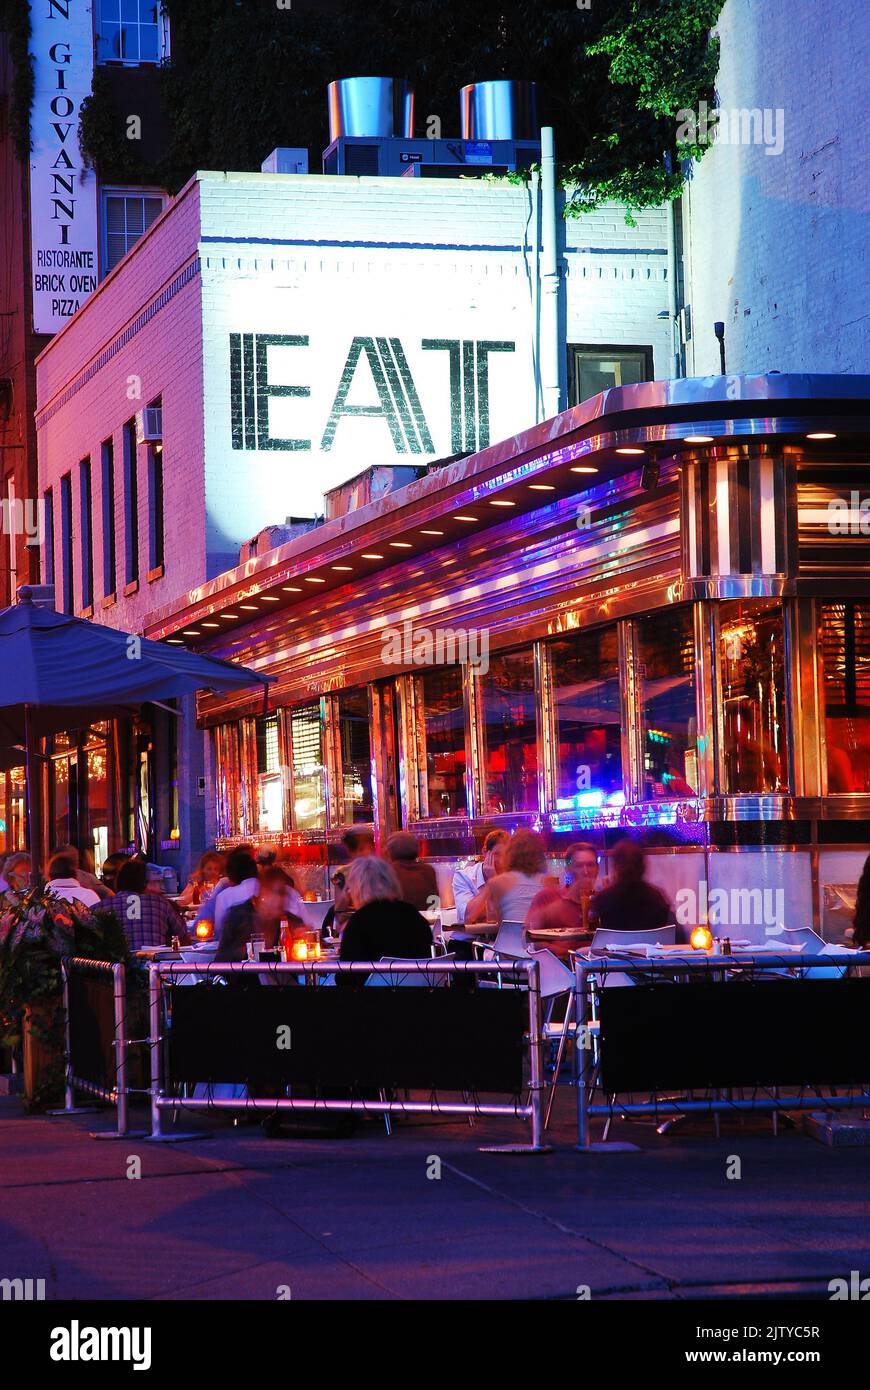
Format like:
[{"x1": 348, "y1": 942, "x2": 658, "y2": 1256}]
[{"x1": 29, "y1": 0, "x2": 100, "y2": 335}]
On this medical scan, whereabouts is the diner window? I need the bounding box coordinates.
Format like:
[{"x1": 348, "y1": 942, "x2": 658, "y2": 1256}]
[
  {"x1": 147, "y1": 440, "x2": 164, "y2": 574},
  {"x1": 59, "y1": 473, "x2": 74, "y2": 614},
  {"x1": 551, "y1": 624, "x2": 623, "y2": 809},
  {"x1": 719, "y1": 600, "x2": 788, "y2": 794},
  {"x1": 480, "y1": 647, "x2": 538, "y2": 814},
  {"x1": 291, "y1": 703, "x2": 326, "y2": 831},
  {"x1": 101, "y1": 439, "x2": 116, "y2": 596},
  {"x1": 122, "y1": 419, "x2": 138, "y2": 585},
  {"x1": 96, "y1": 2, "x2": 168, "y2": 66},
  {"x1": 85, "y1": 724, "x2": 110, "y2": 872},
  {"x1": 101, "y1": 190, "x2": 165, "y2": 274},
  {"x1": 337, "y1": 688, "x2": 373, "y2": 825},
  {"x1": 569, "y1": 345, "x2": 653, "y2": 406},
  {"x1": 79, "y1": 458, "x2": 93, "y2": 611},
  {"x1": 819, "y1": 602, "x2": 870, "y2": 793},
  {"x1": 636, "y1": 608, "x2": 699, "y2": 799},
  {"x1": 420, "y1": 667, "x2": 468, "y2": 817},
  {"x1": 255, "y1": 713, "x2": 284, "y2": 833},
  {"x1": 214, "y1": 724, "x2": 242, "y2": 840},
  {"x1": 43, "y1": 488, "x2": 54, "y2": 587}
]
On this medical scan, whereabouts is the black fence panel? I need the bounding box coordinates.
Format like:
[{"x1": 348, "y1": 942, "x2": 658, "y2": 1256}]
[
  {"x1": 68, "y1": 971, "x2": 116, "y2": 1092},
  {"x1": 599, "y1": 978, "x2": 870, "y2": 1093},
  {"x1": 168, "y1": 981, "x2": 527, "y2": 1093}
]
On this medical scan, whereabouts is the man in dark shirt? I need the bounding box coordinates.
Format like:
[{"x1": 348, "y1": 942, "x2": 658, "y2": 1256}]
[
  {"x1": 102, "y1": 859, "x2": 188, "y2": 950},
  {"x1": 590, "y1": 838, "x2": 673, "y2": 934}
]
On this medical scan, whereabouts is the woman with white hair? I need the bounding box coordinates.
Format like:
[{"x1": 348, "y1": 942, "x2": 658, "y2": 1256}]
[{"x1": 337, "y1": 855, "x2": 432, "y2": 986}]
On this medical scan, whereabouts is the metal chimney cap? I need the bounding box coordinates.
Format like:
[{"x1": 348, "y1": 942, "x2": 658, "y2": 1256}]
[
  {"x1": 460, "y1": 80, "x2": 539, "y2": 141},
  {"x1": 327, "y1": 77, "x2": 414, "y2": 141}
]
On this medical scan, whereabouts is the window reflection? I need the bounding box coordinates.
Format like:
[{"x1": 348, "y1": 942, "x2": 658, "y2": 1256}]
[
  {"x1": 637, "y1": 608, "x2": 698, "y2": 799},
  {"x1": 551, "y1": 625, "x2": 623, "y2": 809},
  {"x1": 480, "y1": 648, "x2": 538, "y2": 814},
  {"x1": 420, "y1": 668, "x2": 467, "y2": 816},
  {"x1": 256, "y1": 713, "x2": 284, "y2": 833},
  {"x1": 291, "y1": 703, "x2": 326, "y2": 831},
  {"x1": 337, "y1": 688, "x2": 374, "y2": 824},
  {"x1": 819, "y1": 602, "x2": 870, "y2": 793},
  {"x1": 719, "y1": 600, "x2": 788, "y2": 794}
]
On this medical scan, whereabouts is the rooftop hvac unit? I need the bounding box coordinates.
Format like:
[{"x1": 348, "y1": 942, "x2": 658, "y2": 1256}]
[
  {"x1": 136, "y1": 405, "x2": 162, "y2": 444},
  {"x1": 261, "y1": 147, "x2": 309, "y2": 175}
]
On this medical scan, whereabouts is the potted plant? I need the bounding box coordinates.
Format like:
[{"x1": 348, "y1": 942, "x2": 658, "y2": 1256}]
[{"x1": 0, "y1": 889, "x2": 135, "y2": 1109}]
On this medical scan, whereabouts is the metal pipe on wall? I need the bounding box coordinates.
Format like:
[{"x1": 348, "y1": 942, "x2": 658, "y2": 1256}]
[{"x1": 539, "y1": 127, "x2": 562, "y2": 421}]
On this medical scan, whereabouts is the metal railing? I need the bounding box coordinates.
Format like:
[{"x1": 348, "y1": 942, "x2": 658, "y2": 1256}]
[
  {"x1": 145, "y1": 956, "x2": 551, "y2": 1153},
  {"x1": 48, "y1": 957, "x2": 138, "y2": 1138},
  {"x1": 574, "y1": 950, "x2": 870, "y2": 1148}
]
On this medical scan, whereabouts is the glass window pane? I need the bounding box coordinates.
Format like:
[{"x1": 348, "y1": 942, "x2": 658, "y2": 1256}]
[
  {"x1": 337, "y1": 688, "x2": 373, "y2": 825},
  {"x1": 291, "y1": 704, "x2": 326, "y2": 830},
  {"x1": 143, "y1": 197, "x2": 163, "y2": 230},
  {"x1": 421, "y1": 668, "x2": 467, "y2": 817},
  {"x1": 125, "y1": 199, "x2": 145, "y2": 238},
  {"x1": 637, "y1": 608, "x2": 698, "y2": 798},
  {"x1": 139, "y1": 25, "x2": 159, "y2": 61},
  {"x1": 121, "y1": 0, "x2": 139, "y2": 21},
  {"x1": 819, "y1": 602, "x2": 870, "y2": 792},
  {"x1": 480, "y1": 647, "x2": 538, "y2": 813},
  {"x1": 101, "y1": 0, "x2": 121, "y2": 20},
  {"x1": 719, "y1": 600, "x2": 788, "y2": 794},
  {"x1": 573, "y1": 350, "x2": 649, "y2": 405},
  {"x1": 551, "y1": 625, "x2": 623, "y2": 809}
]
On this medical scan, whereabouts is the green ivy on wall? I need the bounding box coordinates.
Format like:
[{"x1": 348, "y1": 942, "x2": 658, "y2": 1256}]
[
  {"x1": 77, "y1": 0, "x2": 725, "y2": 215},
  {"x1": 0, "y1": 0, "x2": 34, "y2": 161}
]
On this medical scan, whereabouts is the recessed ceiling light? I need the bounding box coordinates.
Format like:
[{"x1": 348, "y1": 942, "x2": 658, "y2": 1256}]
[
  {"x1": 304, "y1": 577, "x2": 325, "y2": 584},
  {"x1": 219, "y1": 613, "x2": 239, "y2": 620},
  {"x1": 361, "y1": 552, "x2": 383, "y2": 560},
  {"x1": 806, "y1": 431, "x2": 836, "y2": 440},
  {"x1": 261, "y1": 595, "x2": 280, "y2": 602},
  {"x1": 529, "y1": 484, "x2": 556, "y2": 491},
  {"x1": 454, "y1": 514, "x2": 478, "y2": 522},
  {"x1": 281, "y1": 586, "x2": 302, "y2": 593},
  {"x1": 489, "y1": 499, "x2": 516, "y2": 507},
  {"x1": 615, "y1": 448, "x2": 645, "y2": 456},
  {"x1": 570, "y1": 465, "x2": 599, "y2": 474},
  {"x1": 420, "y1": 529, "x2": 444, "y2": 536},
  {"x1": 167, "y1": 637, "x2": 183, "y2": 644},
  {"x1": 182, "y1": 629, "x2": 200, "y2": 636},
  {"x1": 202, "y1": 621, "x2": 220, "y2": 629},
  {"x1": 239, "y1": 604, "x2": 258, "y2": 611},
  {"x1": 331, "y1": 565, "x2": 353, "y2": 572},
  {"x1": 684, "y1": 435, "x2": 713, "y2": 443},
  {"x1": 389, "y1": 541, "x2": 413, "y2": 548}
]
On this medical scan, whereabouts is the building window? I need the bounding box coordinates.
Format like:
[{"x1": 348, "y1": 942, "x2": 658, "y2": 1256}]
[
  {"x1": 101, "y1": 438, "x2": 116, "y2": 596},
  {"x1": 147, "y1": 440, "x2": 164, "y2": 573},
  {"x1": 101, "y1": 190, "x2": 165, "y2": 274},
  {"x1": 568, "y1": 345, "x2": 653, "y2": 406},
  {"x1": 551, "y1": 624, "x2": 623, "y2": 809},
  {"x1": 819, "y1": 602, "x2": 870, "y2": 793},
  {"x1": 636, "y1": 608, "x2": 698, "y2": 799},
  {"x1": 255, "y1": 714, "x2": 284, "y2": 833},
  {"x1": 419, "y1": 668, "x2": 467, "y2": 817},
  {"x1": 78, "y1": 458, "x2": 93, "y2": 611},
  {"x1": 43, "y1": 489, "x2": 54, "y2": 587},
  {"x1": 479, "y1": 647, "x2": 538, "y2": 814},
  {"x1": 291, "y1": 703, "x2": 326, "y2": 831},
  {"x1": 719, "y1": 600, "x2": 788, "y2": 794},
  {"x1": 59, "y1": 473, "x2": 74, "y2": 614},
  {"x1": 122, "y1": 420, "x2": 138, "y2": 585},
  {"x1": 336, "y1": 688, "x2": 373, "y2": 825},
  {"x1": 95, "y1": 0, "x2": 169, "y2": 65}
]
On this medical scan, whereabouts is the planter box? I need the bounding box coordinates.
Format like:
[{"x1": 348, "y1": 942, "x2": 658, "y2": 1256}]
[{"x1": 22, "y1": 1002, "x2": 63, "y2": 1105}]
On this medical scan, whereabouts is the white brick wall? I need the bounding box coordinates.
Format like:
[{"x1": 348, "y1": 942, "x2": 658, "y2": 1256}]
[{"x1": 683, "y1": 0, "x2": 870, "y2": 375}]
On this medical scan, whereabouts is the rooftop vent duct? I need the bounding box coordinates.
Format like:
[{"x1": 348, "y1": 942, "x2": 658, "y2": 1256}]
[
  {"x1": 327, "y1": 77, "x2": 414, "y2": 141},
  {"x1": 460, "y1": 80, "x2": 539, "y2": 141}
]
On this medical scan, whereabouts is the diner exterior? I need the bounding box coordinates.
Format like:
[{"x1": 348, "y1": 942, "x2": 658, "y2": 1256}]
[{"x1": 141, "y1": 371, "x2": 870, "y2": 940}]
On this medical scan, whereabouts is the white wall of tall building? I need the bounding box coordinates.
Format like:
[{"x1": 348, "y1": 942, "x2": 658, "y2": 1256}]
[{"x1": 682, "y1": 0, "x2": 869, "y2": 375}]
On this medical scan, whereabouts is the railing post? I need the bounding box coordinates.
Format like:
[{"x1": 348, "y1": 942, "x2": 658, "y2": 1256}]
[
  {"x1": 113, "y1": 963, "x2": 127, "y2": 1136},
  {"x1": 575, "y1": 959, "x2": 592, "y2": 1150},
  {"x1": 148, "y1": 963, "x2": 163, "y2": 1140},
  {"x1": 46, "y1": 957, "x2": 101, "y2": 1118}
]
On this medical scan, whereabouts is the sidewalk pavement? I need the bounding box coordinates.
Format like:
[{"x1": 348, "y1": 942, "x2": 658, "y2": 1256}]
[{"x1": 1, "y1": 1093, "x2": 867, "y2": 1301}]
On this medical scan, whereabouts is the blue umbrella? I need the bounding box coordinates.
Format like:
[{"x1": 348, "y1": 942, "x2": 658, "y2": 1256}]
[{"x1": 0, "y1": 587, "x2": 270, "y2": 875}]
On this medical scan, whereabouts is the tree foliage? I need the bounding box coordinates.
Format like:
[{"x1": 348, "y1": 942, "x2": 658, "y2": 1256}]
[{"x1": 79, "y1": 0, "x2": 724, "y2": 215}]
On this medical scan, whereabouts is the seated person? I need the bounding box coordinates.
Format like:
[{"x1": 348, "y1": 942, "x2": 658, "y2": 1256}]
[
  {"x1": 102, "y1": 859, "x2": 189, "y2": 950},
  {"x1": 590, "y1": 839, "x2": 673, "y2": 934},
  {"x1": 216, "y1": 868, "x2": 302, "y2": 963},
  {"x1": 384, "y1": 832, "x2": 439, "y2": 911},
  {"x1": 528, "y1": 841, "x2": 600, "y2": 940},
  {"x1": 337, "y1": 856, "x2": 432, "y2": 987},
  {"x1": 45, "y1": 852, "x2": 101, "y2": 908},
  {"x1": 452, "y1": 829, "x2": 509, "y2": 924}
]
